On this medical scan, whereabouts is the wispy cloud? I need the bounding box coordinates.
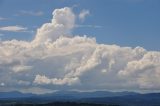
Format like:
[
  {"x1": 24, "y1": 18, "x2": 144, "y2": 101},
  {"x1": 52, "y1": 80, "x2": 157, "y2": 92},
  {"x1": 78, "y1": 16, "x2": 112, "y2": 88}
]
[
  {"x1": 125, "y1": 0, "x2": 144, "y2": 2},
  {"x1": 0, "y1": 83, "x2": 5, "y2": 87},
  {"x1": 75, "y1": 24, "x2": 102, "y2": 28},
  {"x1": 0, "y1": 33, "x2": 4, "y2": 36},
  {"x1": 0, "y1": 25, "x2": 28, "y2": 32},
  {"x1": 0, "y1": 17, "x2": 8, "y2": 21},
  {"x1": 114, "y1": 0, "x2": 144, "y2": 3},
  {"x1": 79, "y1": 9, "x2": 90, "y2": 21},
  {"x1": 16, "y1": 10, "x2": 44, "y2": 16}
]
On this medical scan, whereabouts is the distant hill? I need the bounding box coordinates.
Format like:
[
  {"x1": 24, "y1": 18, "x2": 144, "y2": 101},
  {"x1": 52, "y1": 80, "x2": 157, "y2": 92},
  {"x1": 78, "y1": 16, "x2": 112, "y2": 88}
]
[
  {"x1": 50, "y1": 90, "x2": 139, "y2": 98},
  {"x1": 0, "y1": 91, "x2": 35, "y2": 99},
  {"x1": 0, "y1": 90, "x2": 138, "y2": 100},
  {"x1": 0, "y1": 91, "x2": 160, "y2": 106},
  {"x1": 79, "y1": 93, "x2": 160, "y2": 106}
]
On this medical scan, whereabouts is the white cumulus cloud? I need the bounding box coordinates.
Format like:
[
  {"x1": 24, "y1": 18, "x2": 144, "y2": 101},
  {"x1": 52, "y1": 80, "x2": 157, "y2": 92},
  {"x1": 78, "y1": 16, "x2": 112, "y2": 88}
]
[
  {"x1": 33, "y1": 7, "x2": 75, "y2": 45},
  {"x1": 0, "y1": 7, "x2": 160, "y2": 93}
]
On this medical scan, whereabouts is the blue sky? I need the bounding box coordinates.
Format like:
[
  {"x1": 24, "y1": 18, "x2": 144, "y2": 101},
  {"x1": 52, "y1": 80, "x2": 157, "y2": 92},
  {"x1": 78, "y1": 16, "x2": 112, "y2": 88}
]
[{"x1": 0, "y1": 0, "x2": 160, "y2": 50}]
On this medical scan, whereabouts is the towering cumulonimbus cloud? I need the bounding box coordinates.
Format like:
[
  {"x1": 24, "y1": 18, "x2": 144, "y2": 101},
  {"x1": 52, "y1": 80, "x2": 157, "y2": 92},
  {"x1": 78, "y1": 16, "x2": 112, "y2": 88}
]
[
  {"x1": 33, "y1": 7, "x2": 75, "y2": 45},
  {"x1": 0, "y1": 7, "x2": 160, "y2": 94}
]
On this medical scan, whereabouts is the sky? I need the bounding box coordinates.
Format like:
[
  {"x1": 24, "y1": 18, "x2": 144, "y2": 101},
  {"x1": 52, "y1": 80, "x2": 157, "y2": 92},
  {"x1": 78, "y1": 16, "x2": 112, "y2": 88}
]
[{"x1": 0, "y1": 0, "x2": 160, "y2": 94}]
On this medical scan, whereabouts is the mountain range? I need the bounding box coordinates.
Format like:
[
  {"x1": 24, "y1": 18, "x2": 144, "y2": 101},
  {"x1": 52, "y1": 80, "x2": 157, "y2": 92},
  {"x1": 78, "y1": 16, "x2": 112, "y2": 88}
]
[{"x1": 0, "y1": 91, "x2": 160, "y2": 106}]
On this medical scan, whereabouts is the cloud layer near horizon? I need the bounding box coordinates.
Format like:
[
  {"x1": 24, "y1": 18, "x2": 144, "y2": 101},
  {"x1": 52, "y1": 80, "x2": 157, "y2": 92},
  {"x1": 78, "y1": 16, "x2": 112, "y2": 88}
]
[{"x1": 0, "y1": 7, "x2": 160, "y2": 94}]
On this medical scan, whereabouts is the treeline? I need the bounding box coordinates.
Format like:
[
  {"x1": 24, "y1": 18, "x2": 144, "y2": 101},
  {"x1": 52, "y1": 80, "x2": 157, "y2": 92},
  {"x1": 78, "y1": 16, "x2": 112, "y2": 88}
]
[{"x1": 1, "y1": 102, "x2": 119, "y2": 106}]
